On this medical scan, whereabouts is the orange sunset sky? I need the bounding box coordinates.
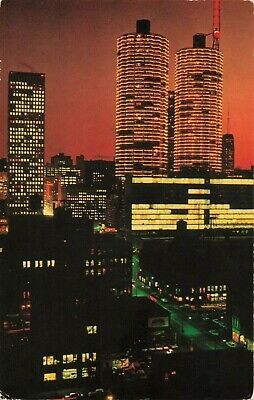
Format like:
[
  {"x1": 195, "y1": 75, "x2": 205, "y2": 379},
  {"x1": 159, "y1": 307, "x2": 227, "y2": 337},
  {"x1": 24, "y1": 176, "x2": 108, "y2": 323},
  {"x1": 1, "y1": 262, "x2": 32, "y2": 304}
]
[{"x1": 0, "y1": 0, "x2": 253, "y2": 168}]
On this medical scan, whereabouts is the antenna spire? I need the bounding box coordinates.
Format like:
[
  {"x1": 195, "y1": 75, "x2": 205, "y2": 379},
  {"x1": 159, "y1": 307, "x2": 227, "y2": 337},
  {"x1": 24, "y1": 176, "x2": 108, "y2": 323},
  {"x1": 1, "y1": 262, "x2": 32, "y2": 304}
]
[
  {"x1": 227, "y1": 110, "x2": 230, "y2": 133},
  {"x1": 213, "y1": 0, "x2": 220, "y2": 49}
]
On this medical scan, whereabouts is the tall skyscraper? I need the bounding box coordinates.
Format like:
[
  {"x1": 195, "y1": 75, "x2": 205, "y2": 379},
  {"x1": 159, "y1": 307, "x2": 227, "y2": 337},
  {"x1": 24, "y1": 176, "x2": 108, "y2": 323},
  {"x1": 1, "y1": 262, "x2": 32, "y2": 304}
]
[
  {"x1": 8, "y1": 72, "x2": 45, "y2": 215},
  {"x1": 174, "y1": 34, "x2": 223, "y2": 172},
  {"x1": 222, "y1": 133, "x2": 234, "y2": 172},
  {"x1": 115, "y1": 20, "x2": 169, "y2": 177}
]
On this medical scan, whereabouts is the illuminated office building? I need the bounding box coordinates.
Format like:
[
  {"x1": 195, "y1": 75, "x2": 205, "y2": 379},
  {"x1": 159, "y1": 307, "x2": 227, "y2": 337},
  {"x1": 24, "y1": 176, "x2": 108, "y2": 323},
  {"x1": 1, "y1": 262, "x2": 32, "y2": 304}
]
[
  {"x1": 8, "y1": 72, "x2": 45, "y2": 215},
  {"x1": 174, "y1": 34, "x2": 223, "y2": 172},
  {"x1": 222, "y1": 133, "x2": 234, "y2": 172},
  {"x1": 115, "y1": 20, "x2": 169, "y2": 177},
  {"x1": 127, "y1": 176, "x2": 254, "y2": 231}
]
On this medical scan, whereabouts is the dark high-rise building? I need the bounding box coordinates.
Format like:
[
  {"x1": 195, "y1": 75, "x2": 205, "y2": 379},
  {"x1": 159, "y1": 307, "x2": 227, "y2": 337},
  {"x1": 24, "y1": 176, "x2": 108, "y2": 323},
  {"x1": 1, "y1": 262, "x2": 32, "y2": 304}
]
[
  {"x1": 66, "y1": 185, "x2": 107, "y2": 222},
  {"x1": 222, "y1": 133, "x2": 234, "y2": 172},
  {"x1": 168, "y1": 91, "x2": 175, "y2": 173},
  {"x1": 83, "y1": 160, "x2": 115, "y2": 189},
  {"x1": 8, "y1": 72, "x2": 45, "y2": 215},
  {"x1": 174, "y1": 34, "x2": 223, "y2": 172},
  {"x1": 115, "y1": 20, "x2": 169, "y2": 177},
  {"x1": 1, "y1": 213, "x2": 132, "y2": 395}
]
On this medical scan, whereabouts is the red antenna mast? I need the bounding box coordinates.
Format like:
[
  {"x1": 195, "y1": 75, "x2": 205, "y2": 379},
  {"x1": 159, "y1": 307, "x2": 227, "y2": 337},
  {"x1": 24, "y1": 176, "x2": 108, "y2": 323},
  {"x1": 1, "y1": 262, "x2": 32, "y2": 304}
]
[{"x1": 213, "y1": 0, "x2": 220, "y2": 49}]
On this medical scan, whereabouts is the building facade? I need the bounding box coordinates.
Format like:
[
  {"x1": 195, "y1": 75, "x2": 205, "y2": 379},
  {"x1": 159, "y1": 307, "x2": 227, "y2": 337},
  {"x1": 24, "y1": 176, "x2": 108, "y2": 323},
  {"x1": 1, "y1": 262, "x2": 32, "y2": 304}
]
[
  {"x1": 83, "y1": 160, "x2": 115, "y2": 189},
  {"x1": 127, "y1": 176, "x2": 254, "y2": 231},
  {"x1": 115, "y1": 20, "x2": 169, "y2": 177},
  {"x1": 66, "y1": 186, "x2": 107, "y2": 222},
  {"x1": 45, "y1": 153, "x2": 81, "y2": 187},
  {"x1": 174, "y1": 34, "x2": 223, "y2": 172},
  {"x1": 8, "y1": 72, "x2": 45, "y2": 215},
  {"x1": 222, "y1": 133, "x2": 234, "y2": 172}
]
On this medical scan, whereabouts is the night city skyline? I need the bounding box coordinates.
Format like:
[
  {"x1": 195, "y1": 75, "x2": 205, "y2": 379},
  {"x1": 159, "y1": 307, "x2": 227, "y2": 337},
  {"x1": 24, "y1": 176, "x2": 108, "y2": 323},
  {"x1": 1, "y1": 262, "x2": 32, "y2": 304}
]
[
  {"x1": 0, "y1": 0, "x2": 253, "y2": 168},
  {"x1": 0, "y1": 1, "x2": 253, "y2": 399}
]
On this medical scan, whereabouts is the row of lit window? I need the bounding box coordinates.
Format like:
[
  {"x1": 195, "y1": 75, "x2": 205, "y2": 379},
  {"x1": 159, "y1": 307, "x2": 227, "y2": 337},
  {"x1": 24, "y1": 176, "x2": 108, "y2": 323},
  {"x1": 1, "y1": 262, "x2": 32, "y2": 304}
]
[
  {"x1": 85, "y1": 258, "x2": 127, "y2": 267},
  {"x1": 44, "y1": 366, "x2": 96, "y2": 382},
  {"x1": 10, "y1": 120, "x2": 44, "y2": 124},
  {"x1": 43, "y1": 352, "x2": 96, "y2": 366},
  {"x1": 84, "y1": 269, "x2": 106, "y2": 276},
  {"x1": 23, "y1": 260, "x2": 55, "y2": 268}
]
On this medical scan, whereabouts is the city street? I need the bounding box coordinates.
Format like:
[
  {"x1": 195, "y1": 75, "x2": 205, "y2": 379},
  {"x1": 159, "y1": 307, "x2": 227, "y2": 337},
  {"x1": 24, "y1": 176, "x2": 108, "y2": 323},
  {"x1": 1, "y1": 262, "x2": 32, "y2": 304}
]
[{"x1": 132, "y1": 255, "x2": 228, "y2": 352}]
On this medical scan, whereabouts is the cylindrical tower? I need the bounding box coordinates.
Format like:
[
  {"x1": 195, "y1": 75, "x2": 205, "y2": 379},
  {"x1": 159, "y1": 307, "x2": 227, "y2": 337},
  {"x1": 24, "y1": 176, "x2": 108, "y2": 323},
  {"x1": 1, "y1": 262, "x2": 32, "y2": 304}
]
[
  {"x1": 174, "y1": 34, "x2": 223, "y2": 172},
  {"x1": 115, "y1": 20, "x2": 169, "y2": 177}
]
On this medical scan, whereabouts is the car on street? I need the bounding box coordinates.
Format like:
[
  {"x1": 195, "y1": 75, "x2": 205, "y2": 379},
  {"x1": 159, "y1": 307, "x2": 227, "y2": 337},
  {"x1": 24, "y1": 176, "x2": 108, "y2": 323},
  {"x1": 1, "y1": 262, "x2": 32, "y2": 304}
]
[
  {"x1": 64, "y1": 393, "x2": 84, "y2": 400},
  {"x1": 160, "y1": 297, "x2": 169, "y2": 303}
]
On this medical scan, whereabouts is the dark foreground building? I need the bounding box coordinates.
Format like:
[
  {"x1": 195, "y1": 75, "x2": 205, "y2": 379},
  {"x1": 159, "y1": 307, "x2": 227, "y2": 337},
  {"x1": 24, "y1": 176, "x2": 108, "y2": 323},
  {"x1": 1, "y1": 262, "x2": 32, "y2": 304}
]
[{"x1": 0, "y1": 212, "x2": 132, "y2": 397}]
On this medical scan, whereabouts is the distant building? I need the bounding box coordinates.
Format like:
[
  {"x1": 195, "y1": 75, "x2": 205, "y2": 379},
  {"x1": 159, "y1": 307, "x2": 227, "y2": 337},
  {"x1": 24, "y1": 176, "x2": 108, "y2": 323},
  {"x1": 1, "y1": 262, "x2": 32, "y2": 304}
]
[
  {"x1": 50, "y1": 152, "x2": 73, "y2": 168},
  {"x1": 8, "y1": 72, "x2": 45, "y2": 215},
  {"x1": 222, "y1": 133, "x2": 234, "y2": 172},
  {"x1": 45, "y1": 153, "x2": 81, "y2": 187},
  {"x1": 83, "y1": 160, "x2": 115, "y2": 189},
  {"x1": 126, "y1": 176, "x2": 254, "y2": 232},
  {"x1": 168, "y1": 91, "x2": 175, "y2": 173},
  {"x1": 174, "y1": 34, "x2": 223, "y2": 172},
  {"x1": 115, "y1": 20, "x2": 169, "y2": 177},
  {"x1": 66, "y1": 185, "x2": 107, "y2": 222},
  {"x1": 43, "y1": 177, "x2": 66, "y2": 216},
  {"x1": 0, "y1": 172, "x2": 7, "y2": 200}
]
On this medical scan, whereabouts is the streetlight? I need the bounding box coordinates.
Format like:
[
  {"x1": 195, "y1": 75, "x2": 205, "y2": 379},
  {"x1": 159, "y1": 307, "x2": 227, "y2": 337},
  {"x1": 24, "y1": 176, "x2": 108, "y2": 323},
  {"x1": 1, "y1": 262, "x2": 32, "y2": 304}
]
[{"x1": 106, "y1": 395, "x2": 115, "y2": 400}]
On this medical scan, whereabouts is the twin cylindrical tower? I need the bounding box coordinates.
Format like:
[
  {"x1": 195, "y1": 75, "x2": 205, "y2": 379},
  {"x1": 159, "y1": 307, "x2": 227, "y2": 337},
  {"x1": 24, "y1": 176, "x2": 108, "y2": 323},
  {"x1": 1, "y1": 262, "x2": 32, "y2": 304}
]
[
  {"x1": 174, "y1": 33, "x2": 223, "y2": 172},
  {"x1": 115, "y1": 20, "x2": 169, "y2": 177},
  {"x1": 115, "y1": 21, "x2": 223, "y2": 176}
]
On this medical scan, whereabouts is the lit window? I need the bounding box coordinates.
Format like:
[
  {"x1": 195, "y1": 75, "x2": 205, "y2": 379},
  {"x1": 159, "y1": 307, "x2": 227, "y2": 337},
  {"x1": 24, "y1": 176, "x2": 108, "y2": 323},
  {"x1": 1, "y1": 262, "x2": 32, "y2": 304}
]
[
  {"x1": 62, "y1": 368, "x2": 77, "y2": 380},
  {"x1": 82, "y1": 352, "x2": 96, "y2": 362},
  {"x1": 63, "y1": 354, "x2": 77, "y2": 364},
  {"x1": 86, "y1": 326, "x2": 97, "y2": 335},
  {"x1": 43, "y1": 356, "x2": 55, "y2": 366},
  {"x1": 82, "y1": 367, "x2": 89, "y2": 378},
  {"x1": 44, "y1": 373, "x2": 56, "y2": 381}
]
